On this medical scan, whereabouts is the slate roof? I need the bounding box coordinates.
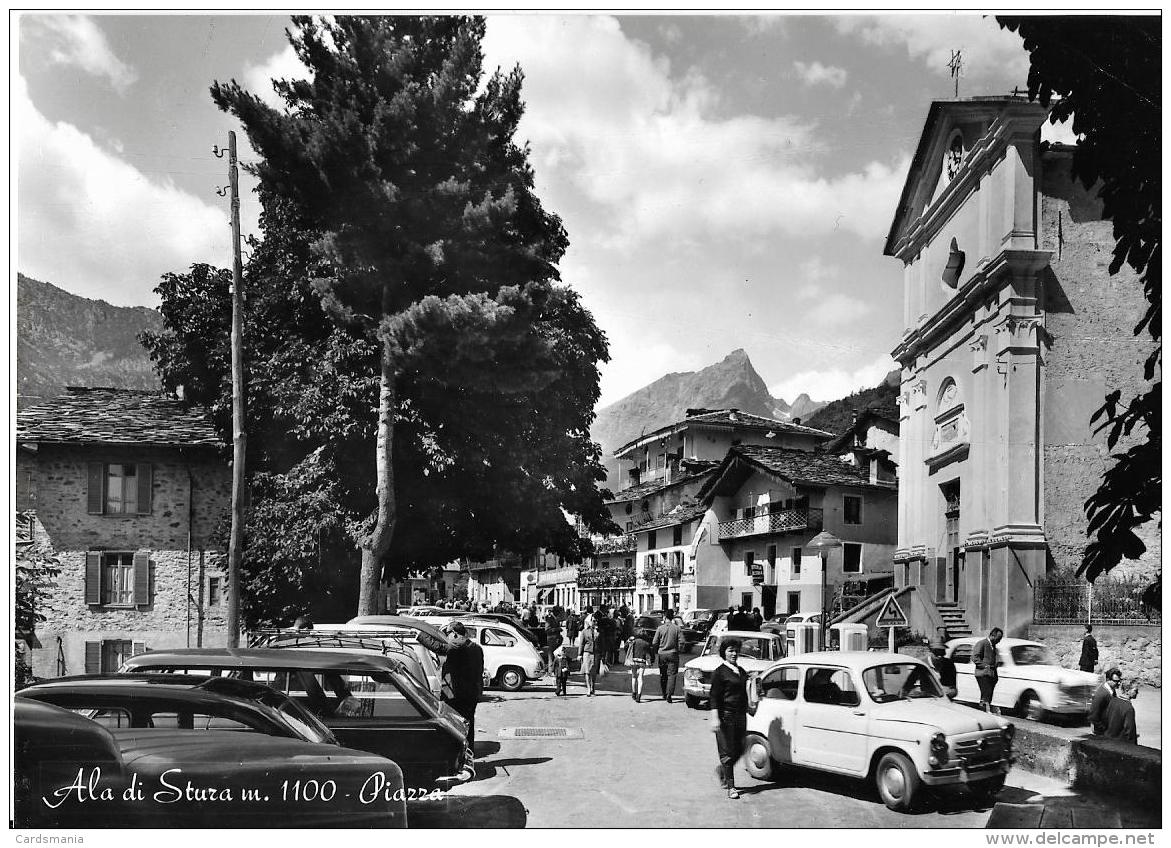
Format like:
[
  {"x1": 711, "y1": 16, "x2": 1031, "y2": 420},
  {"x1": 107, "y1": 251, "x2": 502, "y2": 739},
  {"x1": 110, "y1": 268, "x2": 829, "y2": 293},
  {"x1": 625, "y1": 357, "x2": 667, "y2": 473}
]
[
  {"x1": 607, "y1": 466, "x2": 717, "y2": 504},
  {"x1": 615, "y1": 408, "x2": 831, "y2": 456},
  {"x1": 16, "y1": 387, "x2": 221, "y2": 447},
  {"x1": 632, "y1": 500, "x2": 708, "y2": 533},
  {"x1": 698, "y1": 444, "x2": 896, "y2": 501},
  {"x1": 824, "y1": 408, "x2": 900, "y2": 455}
]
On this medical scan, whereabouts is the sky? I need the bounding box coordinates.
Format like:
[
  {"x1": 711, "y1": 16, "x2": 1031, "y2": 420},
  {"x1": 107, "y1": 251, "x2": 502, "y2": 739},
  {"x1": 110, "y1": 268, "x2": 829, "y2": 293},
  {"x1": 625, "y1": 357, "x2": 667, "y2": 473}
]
[{"x1": 14, "y1": 12, "x2": 1068, "y2": 410}]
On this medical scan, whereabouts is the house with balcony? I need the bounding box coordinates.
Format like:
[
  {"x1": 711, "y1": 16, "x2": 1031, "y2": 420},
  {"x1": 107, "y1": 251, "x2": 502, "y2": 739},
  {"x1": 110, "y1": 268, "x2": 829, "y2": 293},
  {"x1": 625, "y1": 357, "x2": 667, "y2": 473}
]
[
  {"x1": 614, "y1": 408, "x2": 832, "y2": 491},
  {"x1": 632, "y1": 501, "x2": 708, "y2": 614},
  {"x1": 694, "y1": 445, "x2": 897, "y2": 618},
  {"x1": 16, "y1": 388, "x2": 230, "y2": 678}
]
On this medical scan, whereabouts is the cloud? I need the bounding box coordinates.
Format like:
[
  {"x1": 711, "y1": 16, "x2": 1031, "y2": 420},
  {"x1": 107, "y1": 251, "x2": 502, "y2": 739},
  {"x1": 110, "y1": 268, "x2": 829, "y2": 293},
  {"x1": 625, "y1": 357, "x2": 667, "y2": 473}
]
[
  {"x1": 243, "y1": 45, "x2": 311, "y2": 110},
  {"x1": 793, "y1": 60, "x2": 847, "y2": 88},
  {"x1": 739, "y1": 15, "x2": 790, "y2": 37},
  {"x1": 769, "y1": 354, "x2": 898, "y2": 404},
  {"x1": 22, "y1": 15, "x2": 138, "y2": 93},
  {"x1": 834, "y1": 14, "x2": 1029, "y2": 83},
  {"x1": 15, "y1": 75, "x2": 231, "y2": 306},
  {"x1": 804, "y1": 293, "x2": 870, "y2": 327},
  {"x1": 482, "y1": 15, "x2": 908, "y2": 245}
]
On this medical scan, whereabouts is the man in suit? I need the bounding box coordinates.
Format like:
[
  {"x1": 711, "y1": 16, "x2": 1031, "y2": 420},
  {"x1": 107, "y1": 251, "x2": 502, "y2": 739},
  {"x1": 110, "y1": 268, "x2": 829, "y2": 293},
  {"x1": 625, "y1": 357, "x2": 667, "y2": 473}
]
[
  {"x1": 1079, "y1": 624, "x2": 1099, "y2": 673},
  {"x1": 1104, "y1": 682, "x2": 1139, "y2": 744},
  {"x1": 972, "y1": 627, "x2": 1004, "y2": 712},
  {"x1": 1089, "y1": 667, "x2": 1122, "y2": 735},
  {"x1": 442, "y1": 621, "x2": 485, "y2": 758}
]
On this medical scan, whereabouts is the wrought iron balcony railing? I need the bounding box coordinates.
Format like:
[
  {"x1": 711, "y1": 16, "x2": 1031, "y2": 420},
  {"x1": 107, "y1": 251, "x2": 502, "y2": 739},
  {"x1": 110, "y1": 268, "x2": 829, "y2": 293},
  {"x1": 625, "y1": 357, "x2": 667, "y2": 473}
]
[{"x1": 716, "y1": 507, "x2": 823, "y2": 541}]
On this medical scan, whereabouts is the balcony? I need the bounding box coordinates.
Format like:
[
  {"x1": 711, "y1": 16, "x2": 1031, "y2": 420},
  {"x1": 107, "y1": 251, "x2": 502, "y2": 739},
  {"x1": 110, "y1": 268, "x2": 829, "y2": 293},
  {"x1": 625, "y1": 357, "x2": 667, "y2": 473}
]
[
  {"x1": 717, "y1": 507, "x2": 823, "y2": 541},
  {"x1": 578, "y1": 566, "x2": 636, "y2": 589},
  {"x1": 641, "y1": 561, "x2": 683, "y2": 585}
]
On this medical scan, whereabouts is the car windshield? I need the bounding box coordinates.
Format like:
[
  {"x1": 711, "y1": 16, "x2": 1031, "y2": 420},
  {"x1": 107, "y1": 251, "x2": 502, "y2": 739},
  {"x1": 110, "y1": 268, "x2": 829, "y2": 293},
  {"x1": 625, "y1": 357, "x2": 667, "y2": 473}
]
[
  {"x1": 1010, "y1": 645, "x2": 1056, "y2": 666},
  {"x1": 862, "y1": 663, "x2": 944, "y2": 703},
  {"x1": 250, "y1": 689, "x2": 337, "y2": 744},
  {"x1": 702, "y1": 636, "x2": 774, "y2": 660},
  {"x1": 684, "y1": 610, "x2": 712, "y2": 623}
]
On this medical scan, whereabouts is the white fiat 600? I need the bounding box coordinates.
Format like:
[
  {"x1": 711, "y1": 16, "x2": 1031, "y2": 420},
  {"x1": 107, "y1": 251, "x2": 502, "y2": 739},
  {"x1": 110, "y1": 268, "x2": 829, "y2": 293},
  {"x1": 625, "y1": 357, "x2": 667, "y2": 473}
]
[{"x1": 743, "y1": 651, "x2": 1015, "y2": 812}]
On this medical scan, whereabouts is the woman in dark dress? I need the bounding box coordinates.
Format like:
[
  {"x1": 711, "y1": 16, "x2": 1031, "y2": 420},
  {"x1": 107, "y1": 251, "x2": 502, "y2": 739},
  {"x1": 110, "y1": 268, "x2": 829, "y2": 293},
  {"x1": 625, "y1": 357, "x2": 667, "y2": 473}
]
[{"x1": 708, "y1": 639, "x2": 748, "y2": 799}]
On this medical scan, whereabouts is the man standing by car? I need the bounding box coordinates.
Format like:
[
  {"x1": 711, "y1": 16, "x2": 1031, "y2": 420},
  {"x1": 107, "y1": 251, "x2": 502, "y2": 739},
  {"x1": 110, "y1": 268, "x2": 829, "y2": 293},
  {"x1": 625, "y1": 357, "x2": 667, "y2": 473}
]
[
  {"x1": 652, "y1": 609, "x2": 683, "y2": 703},
  {"x1": 972, "y1": 627, "x2": 1003, "y2": 712},
  {"x1": 442, "y1": 622, "x2": 485, "y2": 757},
  {"x1": 929, "y1": 642, "x2": 957, "y2": 700},
  {"x1": 1079, "y1": 624, "x2": 1099, "y2": 673}
]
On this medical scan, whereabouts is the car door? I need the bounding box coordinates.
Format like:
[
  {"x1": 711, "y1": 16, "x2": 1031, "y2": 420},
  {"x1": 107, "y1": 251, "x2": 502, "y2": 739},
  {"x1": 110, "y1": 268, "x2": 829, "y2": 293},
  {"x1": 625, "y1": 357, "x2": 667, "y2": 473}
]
[
  {"x1": 992, "y1": 644, "x2": 1021, "y2": 710},
  {"x1": 950, "y1": 643, "x2": 978, "y2": 705},
  {"x1": 754, "y1": 665, "x2": 801, "y2": 765},
  {"x1": 307, "y1": 669, "x2": 456, "y2": 786},
  {"x1": 793, "y1": 665, "x2": 868, "y2": 776}
]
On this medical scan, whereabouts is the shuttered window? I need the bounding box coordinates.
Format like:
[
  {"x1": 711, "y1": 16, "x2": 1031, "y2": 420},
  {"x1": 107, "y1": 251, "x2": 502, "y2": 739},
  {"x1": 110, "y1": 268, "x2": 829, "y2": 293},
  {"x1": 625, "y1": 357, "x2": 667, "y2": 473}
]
[
  {"x1": 86, "y1": 462, "x2": 152, "y2": 515},
  {"x1": 85, "y1": 550, "x2": 152, "y2": 607},
  {"x1": 85, "y1": 640, "x2": 147, "y2": 674}
]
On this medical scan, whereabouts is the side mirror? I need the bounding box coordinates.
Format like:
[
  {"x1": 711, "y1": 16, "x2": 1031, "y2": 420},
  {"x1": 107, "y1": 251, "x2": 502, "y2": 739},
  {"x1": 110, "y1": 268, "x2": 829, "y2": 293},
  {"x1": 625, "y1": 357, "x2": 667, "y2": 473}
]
[{"x1": 747, "y1": 675, "x2": 763, "y2": 715}]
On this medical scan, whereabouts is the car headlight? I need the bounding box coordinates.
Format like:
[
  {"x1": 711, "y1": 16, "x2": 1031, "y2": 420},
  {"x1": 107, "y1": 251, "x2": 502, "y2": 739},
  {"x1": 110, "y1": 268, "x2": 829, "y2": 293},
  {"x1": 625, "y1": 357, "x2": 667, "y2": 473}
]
[
  {"x1": 684, "y1": 668, "x2": 701, "y2": 680},
  {"x1": 928, "y1": 732, "x2": 949, "y2": 766}
]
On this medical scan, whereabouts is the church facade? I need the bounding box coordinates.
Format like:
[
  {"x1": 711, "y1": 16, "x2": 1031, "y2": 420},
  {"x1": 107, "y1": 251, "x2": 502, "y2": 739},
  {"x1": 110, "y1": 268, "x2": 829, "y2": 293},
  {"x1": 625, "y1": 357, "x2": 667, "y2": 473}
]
[{"x1": 885, "y1": 96, "x2": 1158, "y2": 636}]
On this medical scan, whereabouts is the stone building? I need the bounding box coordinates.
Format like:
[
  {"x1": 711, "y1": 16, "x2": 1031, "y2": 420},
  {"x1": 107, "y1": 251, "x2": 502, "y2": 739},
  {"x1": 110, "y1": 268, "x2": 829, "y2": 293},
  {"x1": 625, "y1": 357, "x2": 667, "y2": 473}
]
[
  {"x1": 885, "y1": 96, "x2": 1160, "y2": 637},
  {"x1": 16, "y1": 388, "x2": 230, "y2": 677},
  {"x1": 694, "y1": 445, "x2": 897, "y2": 618}
]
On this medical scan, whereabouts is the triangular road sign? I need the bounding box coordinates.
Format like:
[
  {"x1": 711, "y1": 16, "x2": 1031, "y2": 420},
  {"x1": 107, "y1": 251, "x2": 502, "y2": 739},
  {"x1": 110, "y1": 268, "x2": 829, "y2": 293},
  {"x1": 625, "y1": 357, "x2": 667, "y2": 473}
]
[{"x1": 875, "y1": 594, "x2": 909, "y2": 627}]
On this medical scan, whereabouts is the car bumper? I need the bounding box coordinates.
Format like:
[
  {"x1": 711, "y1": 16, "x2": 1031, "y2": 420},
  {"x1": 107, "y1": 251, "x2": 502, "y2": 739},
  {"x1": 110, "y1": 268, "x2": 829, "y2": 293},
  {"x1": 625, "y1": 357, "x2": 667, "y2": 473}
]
[
  {"x1": 435, "y1": 745, "x2": 477, "y2": 789},
  {"x1": 683, "y1": 680, "x2": 710, "y2": 698},
  {"x1": 528, "y1": 661, "x2": 545, "y2": 680},
  {"x1": 921, "y1": 758, "x2": 1013, "y2": 787}
]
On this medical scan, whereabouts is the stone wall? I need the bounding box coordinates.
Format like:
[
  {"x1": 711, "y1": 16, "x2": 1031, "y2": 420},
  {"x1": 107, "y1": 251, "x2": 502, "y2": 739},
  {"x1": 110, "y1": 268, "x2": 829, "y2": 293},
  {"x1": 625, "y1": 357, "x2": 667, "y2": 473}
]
[
  {"x1": 1040, "y1": 153, "x2": 1160, "y2": 580},
  {"x1": 23, "y1": 443, "x2": 232, "y2": 678},
  {"x1": 1026, "y1": 623, "x2": 1161, "y2": 687}
]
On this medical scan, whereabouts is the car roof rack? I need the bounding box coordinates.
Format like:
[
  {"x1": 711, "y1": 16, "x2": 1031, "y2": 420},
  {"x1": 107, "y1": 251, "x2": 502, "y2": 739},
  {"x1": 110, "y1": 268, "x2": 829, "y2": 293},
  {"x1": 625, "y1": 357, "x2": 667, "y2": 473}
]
[{"x1": 249, "y1": 629, "x2": 418, "y2": 655}]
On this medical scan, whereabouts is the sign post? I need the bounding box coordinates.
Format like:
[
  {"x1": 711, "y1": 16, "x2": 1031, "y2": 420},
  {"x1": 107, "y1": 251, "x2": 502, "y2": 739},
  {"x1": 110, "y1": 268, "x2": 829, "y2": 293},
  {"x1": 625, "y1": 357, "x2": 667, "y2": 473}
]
[{"x1": 874, "y1": 594, "x2": 909, "y2": 653}]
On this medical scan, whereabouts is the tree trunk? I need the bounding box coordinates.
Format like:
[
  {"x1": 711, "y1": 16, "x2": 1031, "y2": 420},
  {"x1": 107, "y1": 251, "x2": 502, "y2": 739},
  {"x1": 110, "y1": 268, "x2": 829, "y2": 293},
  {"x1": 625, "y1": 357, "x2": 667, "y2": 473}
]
[{"x1": 358, "y1": 284, "x2": 398, "y2": 615}]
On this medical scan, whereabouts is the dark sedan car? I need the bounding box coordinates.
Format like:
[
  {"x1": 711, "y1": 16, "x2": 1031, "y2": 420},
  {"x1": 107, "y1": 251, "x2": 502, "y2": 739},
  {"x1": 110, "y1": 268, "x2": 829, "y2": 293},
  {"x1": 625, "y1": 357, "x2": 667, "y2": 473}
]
[
  {"x1": 681, "y1": 609, "x2": 717, "y2": 649},
  {"x1": 120, "y1": 647, "x2": 472, "y2": 788},
  {"x1": 18, "y1": 673, "x2": 336, "y2": 744},
  {"x1": 633, "y1": 612, "x2": 665, "y2": 644},
  {"x1": 14, "y1": 698, "x2": 407, "y2": 828}
]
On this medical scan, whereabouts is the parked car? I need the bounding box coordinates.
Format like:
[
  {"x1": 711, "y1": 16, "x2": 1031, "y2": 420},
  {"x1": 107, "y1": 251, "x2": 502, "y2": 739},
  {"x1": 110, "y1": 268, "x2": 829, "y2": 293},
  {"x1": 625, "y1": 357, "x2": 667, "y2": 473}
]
[
  {"x1": 633, "y1": 612, "x2": 665, "y2": 644},
  {"x1": 680, "y1": 609, "x2": 717, "y2": 649},
  {"x1": 760, "y1": 614, "x2": 790, "y2": 636},
  {"x1": 17, "y1": 673, "x2": 337, "y2": 745},
  {"x1": 709, "y1": 612, "x2": 731, "y2": 636},
  {"x1": 441, "y1": 618, "x2": 545, "y2": 691},
  {"x1": 945, "y1": 636, "x2": 1099, "y2": 721},
  {"x1": 119, "y1": 648, "x2": 472, "y2": 788},
  {"x1": 257, "y1": 619, "x2": 448, "y2": 699},
  {"x1": 743, "y1": 651, "x2": 1015, "y2": 812},
  {"x1": 682, "y1": 630, "x2": 786, "y2": 708},
  {"x1": 455, "y1": 612, "x2": 541, "y2": 647},
  {"x1": 782, "y1": 611, "x2": 824, "y2": 627},
  {"x1": 14, "y1": 698, "x2": 407, "y2": 828}
]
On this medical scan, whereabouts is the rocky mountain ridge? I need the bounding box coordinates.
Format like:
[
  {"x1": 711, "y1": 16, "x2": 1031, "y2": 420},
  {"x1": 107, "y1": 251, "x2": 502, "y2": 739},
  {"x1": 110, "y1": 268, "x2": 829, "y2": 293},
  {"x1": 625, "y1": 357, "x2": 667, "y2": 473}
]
[{"x1": 16, "y1": 273, "x2": 162, "y2": 408}]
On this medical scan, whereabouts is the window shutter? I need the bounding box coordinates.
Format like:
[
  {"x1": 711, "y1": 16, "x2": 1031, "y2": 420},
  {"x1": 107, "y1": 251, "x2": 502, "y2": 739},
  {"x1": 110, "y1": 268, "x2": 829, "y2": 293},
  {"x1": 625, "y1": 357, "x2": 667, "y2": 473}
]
[
  {"x1": 85, "y1": 552, "x2": 102, "y2": 605},
  {"x1": 132, "y1": 641, "x2": 147, "y2": 656},
  {"x1": 133, "y1": 551, "x2": 151, "y2": 607},
  {"x1": 87, "y1": 463, "x2": 105, "y2": 514},
  {"x1": 85, "y1": 641, "x2": 101, "y2": 674},
  {"x1": 136, "y1": 463, "x2": 152, "y2": 514}
]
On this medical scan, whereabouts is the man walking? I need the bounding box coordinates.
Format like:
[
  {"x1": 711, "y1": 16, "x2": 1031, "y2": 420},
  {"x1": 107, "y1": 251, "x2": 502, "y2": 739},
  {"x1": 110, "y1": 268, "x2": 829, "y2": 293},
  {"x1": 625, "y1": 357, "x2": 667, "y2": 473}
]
[
  {"x1": 972, "y1": 627, "x2": 1003, "y2": 712},
  {"x1": 652, "y1": 608, "x2": 683, "y2": 703},
  {"x1": 1079, "y1": 624, "x2": 1099, "y2": 673},
  {"x1": 441, "y1": 621, "x2": 485, "y2": 759}
]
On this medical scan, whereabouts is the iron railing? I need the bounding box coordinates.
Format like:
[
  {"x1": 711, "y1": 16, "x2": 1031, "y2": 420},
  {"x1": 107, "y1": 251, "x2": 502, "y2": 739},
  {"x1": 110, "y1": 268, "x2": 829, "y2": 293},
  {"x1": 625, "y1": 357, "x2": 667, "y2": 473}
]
[
  {"x1": 717, "y1": 508, "x2": 823, "y2": 541},
  {"x1": 1033, "y1": 577, "x2": 1159, "y2": 625}
]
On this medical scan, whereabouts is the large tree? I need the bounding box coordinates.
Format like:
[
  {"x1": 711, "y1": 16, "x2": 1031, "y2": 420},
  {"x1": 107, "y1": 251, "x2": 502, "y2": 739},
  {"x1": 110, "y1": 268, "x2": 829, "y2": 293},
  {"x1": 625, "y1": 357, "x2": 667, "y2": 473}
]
[
  {"x1": 147, "y1": 16, "x2": 614, "y2": 620},
  {"x1": 998, "y1": 16, "x2": 1160, "y2": 593}
]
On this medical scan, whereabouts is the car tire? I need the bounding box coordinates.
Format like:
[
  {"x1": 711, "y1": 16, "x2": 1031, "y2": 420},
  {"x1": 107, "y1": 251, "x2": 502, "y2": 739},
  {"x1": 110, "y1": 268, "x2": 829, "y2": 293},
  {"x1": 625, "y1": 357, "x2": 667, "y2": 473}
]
[
  {"x1": 875, "y1": 751, "x2": 921, "y2": 813},
  {"x1": 498, "y1": 667, "x2": 525, "y2": 692},
  {"x1": 744, "y1": 734, "x2": 776, "y2": 781},
  {"x1": 1018, "y1": 691, "x2": 1045, "y2": 722},
  {"x1": 684, "y1": 694, "x2": 703, "y2": 710}
]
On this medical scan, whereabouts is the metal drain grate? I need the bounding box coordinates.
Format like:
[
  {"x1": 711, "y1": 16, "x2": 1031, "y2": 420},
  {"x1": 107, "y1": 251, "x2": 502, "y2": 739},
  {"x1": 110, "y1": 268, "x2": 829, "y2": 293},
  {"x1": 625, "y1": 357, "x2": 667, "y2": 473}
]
[{"x1": 497, "y1": 726, "x2": 584, "y2": 739}]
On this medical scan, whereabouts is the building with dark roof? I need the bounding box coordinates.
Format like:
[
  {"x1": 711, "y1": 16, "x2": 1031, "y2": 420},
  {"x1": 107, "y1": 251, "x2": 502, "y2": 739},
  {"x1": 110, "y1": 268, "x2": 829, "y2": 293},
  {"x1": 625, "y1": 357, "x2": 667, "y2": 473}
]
[
  {"x1": 16, "y1": 388, "x2": 231, "y2": 678},
  {"x1": 613, "y1": 408, "x2": 831, "y2": 492},
  {"x1": 692, "y1": 445, "x2": 897, "y2": 617}
]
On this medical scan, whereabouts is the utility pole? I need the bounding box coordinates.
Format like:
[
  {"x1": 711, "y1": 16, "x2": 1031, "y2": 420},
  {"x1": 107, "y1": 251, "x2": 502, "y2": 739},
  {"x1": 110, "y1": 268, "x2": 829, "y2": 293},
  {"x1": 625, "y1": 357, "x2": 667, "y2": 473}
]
[{"x1": 215, "y1": 131, "x2": 247, "y2": 647}]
